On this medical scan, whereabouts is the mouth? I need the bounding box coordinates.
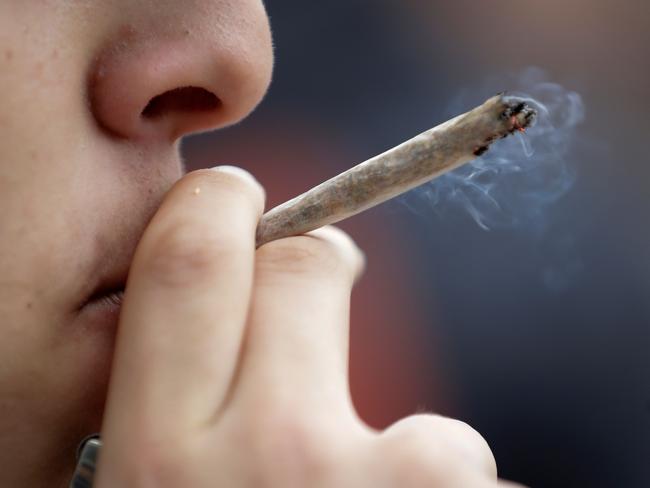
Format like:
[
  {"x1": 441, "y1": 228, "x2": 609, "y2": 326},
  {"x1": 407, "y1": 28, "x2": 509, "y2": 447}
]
[
  {"x1": 77, "y1": 268, "x2": 129, "y2": 328},
  {"x1": 76, "y1": 286, "x2": 125, "y2": 331},
  {"x1": 85, "y1": 286, "x2": 125, "y2": 309}
]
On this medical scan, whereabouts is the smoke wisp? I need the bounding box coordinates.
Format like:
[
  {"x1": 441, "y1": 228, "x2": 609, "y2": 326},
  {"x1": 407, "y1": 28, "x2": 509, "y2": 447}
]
[{"x1": 402, "y1": 67, "x2": 585, "y2": 232}]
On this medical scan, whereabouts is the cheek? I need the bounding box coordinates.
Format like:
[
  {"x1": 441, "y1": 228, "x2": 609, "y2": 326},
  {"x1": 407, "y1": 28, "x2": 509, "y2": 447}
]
[
  {"x1": 0, "y1": 4, "x2": 90, "y2": 138},
  {"x1": 0, "y1": 0, "x2": 110, "y2": 417},
  {"x1": 0, "y1": 3, "x2": 99, "y2": 269},
  {"x1": 0, "y1": 292, "x2": 113, "y2": 450}
]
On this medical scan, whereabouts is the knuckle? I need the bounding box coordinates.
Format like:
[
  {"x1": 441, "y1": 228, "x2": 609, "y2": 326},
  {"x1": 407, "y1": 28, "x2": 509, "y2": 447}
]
[
  {"x1": 256, "y1": 226, "x2": 364, "y2": 282},
  {"x1": 439, "y1": 418, "x2": 496, "y2": 470},
  {"x1": 382, "y1": 417, "x2": 444, "y2": 464},
  {"x1": 380, "y1": 439, "x2": 454, "y2": 486},
  {"x1": 141, "y1": 220, "x2": 246, "y2": 287},
  {"x1": 384, "y1": 414, "x2": 496, "y2": 479},
  {"x1": 445, "y1": 418, "x2": 489, "y2": 445}
]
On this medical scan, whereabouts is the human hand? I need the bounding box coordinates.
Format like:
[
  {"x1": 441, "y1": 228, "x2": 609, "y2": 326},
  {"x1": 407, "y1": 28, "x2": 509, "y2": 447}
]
[{"x1": 94, "y1": 166, "x2": 523, "y2": 487}]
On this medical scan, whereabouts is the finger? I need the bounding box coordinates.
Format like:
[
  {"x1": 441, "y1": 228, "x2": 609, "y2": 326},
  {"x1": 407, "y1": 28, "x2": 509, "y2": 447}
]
[
  {"x1": 234, "y1": 226, "x2": 365, "y2": 415},
  {"x1": 378, "y1": 414, "x2": 497, "y2": 480},
  {"x1": 102, "y1": 166, "x2": 264, "y2": 438}
]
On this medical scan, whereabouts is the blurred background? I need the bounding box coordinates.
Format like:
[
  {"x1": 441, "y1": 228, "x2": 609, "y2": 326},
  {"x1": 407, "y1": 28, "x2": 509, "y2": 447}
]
[{"x1": 183, "y1": 1, "x2": 650, "y2": 486}]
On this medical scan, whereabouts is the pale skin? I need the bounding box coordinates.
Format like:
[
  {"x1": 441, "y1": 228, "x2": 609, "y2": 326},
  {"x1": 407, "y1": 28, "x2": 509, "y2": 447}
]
[{"x1": 0, "y1": 1, "x2": 524, "y2": 487}]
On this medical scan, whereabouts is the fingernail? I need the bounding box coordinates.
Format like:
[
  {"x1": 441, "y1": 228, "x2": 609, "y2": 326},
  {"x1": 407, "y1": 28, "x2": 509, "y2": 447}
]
[{"x1": 210, "y1": 165, "x2": 259, "y2": 186}]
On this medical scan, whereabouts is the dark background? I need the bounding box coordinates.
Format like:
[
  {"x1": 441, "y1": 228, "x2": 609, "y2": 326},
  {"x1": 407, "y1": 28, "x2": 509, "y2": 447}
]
[{"x1": 184, "y1": 1, "x2": 650, "y2": 486}]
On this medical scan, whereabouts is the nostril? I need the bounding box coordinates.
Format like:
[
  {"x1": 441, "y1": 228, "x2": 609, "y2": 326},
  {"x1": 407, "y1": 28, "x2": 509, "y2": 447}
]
[{"x1": 141, "y1": 86, "x2": 221, "y2": 119}]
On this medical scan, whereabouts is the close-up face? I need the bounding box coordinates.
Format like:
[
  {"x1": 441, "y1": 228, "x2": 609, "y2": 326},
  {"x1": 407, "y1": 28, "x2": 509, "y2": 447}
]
[{"x1": 0, "y1": 0, "x2": 272, "y2": 483}]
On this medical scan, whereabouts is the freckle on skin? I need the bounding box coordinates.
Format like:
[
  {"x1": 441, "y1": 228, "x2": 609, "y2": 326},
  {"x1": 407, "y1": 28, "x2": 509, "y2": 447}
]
[
  {"x1": 4, "y1": 50, "x2": 12, "y2": 61},
  {"x1": 26, "y1": 302, "x2": 33, "y2": 310}
]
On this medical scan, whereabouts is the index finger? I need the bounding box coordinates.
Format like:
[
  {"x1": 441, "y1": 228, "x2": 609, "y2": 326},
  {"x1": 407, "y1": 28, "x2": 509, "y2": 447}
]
[
  {"x1": 100, "y1": 166, "x2": 264, "y2": 442},
  {"x1": 234, "y1": 227, "x2": 365, "y2": 418}
]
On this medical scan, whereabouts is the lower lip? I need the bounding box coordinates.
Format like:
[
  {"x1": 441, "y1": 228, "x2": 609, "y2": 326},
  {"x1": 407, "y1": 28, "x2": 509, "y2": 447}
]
[{"x1": 78, "y1": 291, "x2": 124, "y2": 329}]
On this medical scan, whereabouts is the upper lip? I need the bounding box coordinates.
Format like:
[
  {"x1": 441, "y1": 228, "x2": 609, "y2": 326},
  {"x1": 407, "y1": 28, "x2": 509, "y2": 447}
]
[{"x1": 72, "y1": 150, "x2": 183, "y2": 314}]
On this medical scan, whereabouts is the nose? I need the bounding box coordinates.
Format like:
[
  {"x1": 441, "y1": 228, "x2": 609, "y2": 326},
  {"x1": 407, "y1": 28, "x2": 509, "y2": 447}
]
[{"x1": 89, "y1": 12, "x2": 273, "y2": 142}]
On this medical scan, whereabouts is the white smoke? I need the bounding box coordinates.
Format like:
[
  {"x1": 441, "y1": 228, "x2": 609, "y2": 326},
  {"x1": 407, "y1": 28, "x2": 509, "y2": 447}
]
[{"x1": 401, "y1": 67, "x2": 585, "y2": 231}]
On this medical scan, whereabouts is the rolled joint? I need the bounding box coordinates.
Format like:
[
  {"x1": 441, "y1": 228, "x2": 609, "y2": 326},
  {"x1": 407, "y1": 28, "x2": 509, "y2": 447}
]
[
  {"x1": 473, "y1": 96, "x2": 537, "y2": 156},
  {"x1": 256, "y1": 94, "x2": 539, "y2": 248},
  {"x1": 501, "y1": 98, "x2": 537, "y2": 132}
]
